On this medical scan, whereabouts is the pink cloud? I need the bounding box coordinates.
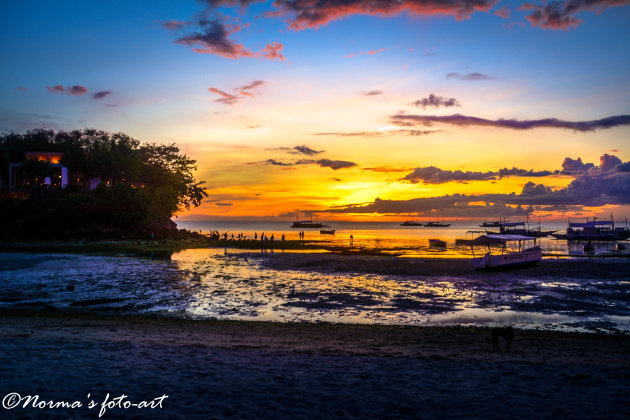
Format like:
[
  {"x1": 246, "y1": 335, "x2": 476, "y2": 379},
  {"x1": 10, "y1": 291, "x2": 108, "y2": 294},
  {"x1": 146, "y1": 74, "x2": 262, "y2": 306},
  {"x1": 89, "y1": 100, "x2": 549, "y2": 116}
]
[
  {"x1": 46, "y1": 85, "x2": 88, "y2": 95},
  {"x1": 493, "y1": 6, "x2": 510, "y2": 18},
  {"x1": 271, "y1": 0, "x2": 497, "y2": 30}
]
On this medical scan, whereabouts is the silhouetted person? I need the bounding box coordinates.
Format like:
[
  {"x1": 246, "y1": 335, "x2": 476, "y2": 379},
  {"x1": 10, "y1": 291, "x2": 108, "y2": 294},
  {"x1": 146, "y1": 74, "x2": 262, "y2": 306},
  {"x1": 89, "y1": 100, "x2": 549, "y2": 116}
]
[{"x1": 349, "y1": 234, "x2": 353, "y2": 245}]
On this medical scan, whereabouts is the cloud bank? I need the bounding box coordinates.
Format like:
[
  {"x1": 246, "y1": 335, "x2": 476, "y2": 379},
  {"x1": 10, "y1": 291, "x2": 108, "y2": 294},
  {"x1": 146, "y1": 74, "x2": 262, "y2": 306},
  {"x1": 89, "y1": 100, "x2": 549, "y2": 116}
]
[
  {"x1": 391, "y1": 113, "x2": 630, "y2": 132},
  {"x1": 326, "y1": 154, "x2": 630, "y2": 216}
]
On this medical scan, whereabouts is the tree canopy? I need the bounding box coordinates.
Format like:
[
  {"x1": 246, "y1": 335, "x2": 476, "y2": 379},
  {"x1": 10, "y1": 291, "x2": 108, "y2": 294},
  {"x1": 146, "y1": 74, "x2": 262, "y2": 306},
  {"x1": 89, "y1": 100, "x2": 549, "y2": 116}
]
[{"x1": 0, "y1": 129, "x2": 207, "y2": 238}]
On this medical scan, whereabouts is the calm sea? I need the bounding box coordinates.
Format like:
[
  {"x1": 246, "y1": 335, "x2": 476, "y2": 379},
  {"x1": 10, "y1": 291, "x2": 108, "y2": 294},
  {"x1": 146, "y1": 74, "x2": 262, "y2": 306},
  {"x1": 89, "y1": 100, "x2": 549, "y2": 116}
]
[{"x1": 175, "y1": 220, "x2": 630, "y2": 258}]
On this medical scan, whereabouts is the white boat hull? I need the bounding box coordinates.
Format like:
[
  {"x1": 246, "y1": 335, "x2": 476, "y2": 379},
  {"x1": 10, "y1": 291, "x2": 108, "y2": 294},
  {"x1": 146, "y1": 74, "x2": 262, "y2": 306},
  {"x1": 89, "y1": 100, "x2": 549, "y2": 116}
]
[{"x1": 473, "y1": 247, "x2": 542, "y2": 270}]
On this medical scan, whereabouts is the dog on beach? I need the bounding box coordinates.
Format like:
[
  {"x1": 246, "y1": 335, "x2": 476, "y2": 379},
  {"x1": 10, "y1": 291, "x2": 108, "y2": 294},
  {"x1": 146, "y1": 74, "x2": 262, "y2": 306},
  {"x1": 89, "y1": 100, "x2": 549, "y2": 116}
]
[{"x1": 491, "y1": 326, "x2": 514, "y2": 351}]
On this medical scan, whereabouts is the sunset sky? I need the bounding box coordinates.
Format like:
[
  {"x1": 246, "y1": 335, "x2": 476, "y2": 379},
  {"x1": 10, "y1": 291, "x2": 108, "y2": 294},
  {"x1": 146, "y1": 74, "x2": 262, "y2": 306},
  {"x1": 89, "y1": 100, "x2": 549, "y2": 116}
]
[{"x1": 2, "y1": 0, "x2": 630, "y2": 221}]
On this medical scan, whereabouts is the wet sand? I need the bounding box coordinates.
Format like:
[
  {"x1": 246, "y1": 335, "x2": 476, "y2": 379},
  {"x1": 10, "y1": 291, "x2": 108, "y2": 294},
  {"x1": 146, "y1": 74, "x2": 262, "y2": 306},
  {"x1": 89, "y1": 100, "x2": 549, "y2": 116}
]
[
  {"x1": 255, "y1": 252, "x2": 630, "y2": 279},
  {"x1": 1, "y1": 311, "x2": 629, "y2": 419}
]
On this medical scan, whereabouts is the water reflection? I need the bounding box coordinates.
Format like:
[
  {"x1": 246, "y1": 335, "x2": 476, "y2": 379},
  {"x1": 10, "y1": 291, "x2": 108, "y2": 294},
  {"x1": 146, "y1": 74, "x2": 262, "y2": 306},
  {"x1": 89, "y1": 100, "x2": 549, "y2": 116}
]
[{"x1": 0, "y1": 249, "x2": 628, "y2": 333}]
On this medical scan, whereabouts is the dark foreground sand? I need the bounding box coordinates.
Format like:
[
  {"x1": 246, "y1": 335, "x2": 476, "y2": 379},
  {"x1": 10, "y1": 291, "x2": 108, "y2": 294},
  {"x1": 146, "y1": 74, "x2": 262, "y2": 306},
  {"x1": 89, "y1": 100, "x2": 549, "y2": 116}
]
[{"x1": 1, "y1": 311, "x2": 629, "y2": 419}]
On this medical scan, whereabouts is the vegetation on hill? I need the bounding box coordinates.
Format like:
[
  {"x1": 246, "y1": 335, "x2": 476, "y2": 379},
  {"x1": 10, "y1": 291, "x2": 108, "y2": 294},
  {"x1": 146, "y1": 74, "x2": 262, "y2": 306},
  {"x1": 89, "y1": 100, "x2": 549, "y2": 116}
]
[{"x1": 0, "y1": 129, "x2": 207, "y2": 239}]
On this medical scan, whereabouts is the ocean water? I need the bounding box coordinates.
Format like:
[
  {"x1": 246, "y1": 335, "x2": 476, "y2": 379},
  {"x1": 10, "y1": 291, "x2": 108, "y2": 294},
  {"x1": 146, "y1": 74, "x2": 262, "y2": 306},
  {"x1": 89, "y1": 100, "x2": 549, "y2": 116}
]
[
  {"x1": 175, "y1": 220, "x2": 630, "y2": 258},
  {"x1": 1, "y1": 247, "x2": 629, "y2": 333}
]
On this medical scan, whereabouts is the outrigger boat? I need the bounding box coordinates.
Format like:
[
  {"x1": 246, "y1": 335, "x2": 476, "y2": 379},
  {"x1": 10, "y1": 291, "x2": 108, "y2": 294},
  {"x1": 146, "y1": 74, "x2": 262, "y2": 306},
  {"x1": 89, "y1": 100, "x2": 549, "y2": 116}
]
[
  {"x1": 469, "y1": 234, "x2": 542, "y2": 270},
  {"x1": 551, "y1": 218, "x2": 630, "y2": 241}
]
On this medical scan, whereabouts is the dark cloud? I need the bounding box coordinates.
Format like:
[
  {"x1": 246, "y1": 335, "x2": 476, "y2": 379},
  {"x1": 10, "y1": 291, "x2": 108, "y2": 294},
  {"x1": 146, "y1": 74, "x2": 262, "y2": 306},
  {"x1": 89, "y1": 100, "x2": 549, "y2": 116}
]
[
  {"x1": 446, "y1": 72, "x2": 496, "y2": 80},
  {"x1": 315, "y1": 129, "x2": 437, "y2": 137},
  {"x1": 617, "y1": 162, "x2": 630, "y2": 172},
  {"x1": 361, "y1": 90, "x2": 383, "y2": 96},
  {"x1": 522, "y1": 0, "x2": 630, "y2": 30},
  {"x1": 266, "y1": 145, "x2": 325, "y2": 155},
  {"x1": 251, "y1": 157, "x2": 357, "y2": 170},
  {"x1": 92, "y1": 91, "x2": 112, "y2": 100},
  {"x1": 208, "y1": 87, "x2": 240, "y2": 105},
  {"x1": 46, "y1": 85, "x2": 88, "y2": 96},
  {"x1": 66, "y1": 85, "x2": 88, "y2": 96},
  {"x1": 410, "y1": 94, "x2": 460, "y2": 109},
  {"x1": 317, "y1": 159, "x2": 357, "y2": 170},
  {"x1": 269, "y1": 0, "x2": 497, "y2": 30},
  {"x1": 293, "y1": 145, "x2": 324, "y2": 156},
  {"x1": 390, "y1": 113, "x2": 630, "y2": 132},
  {"x1": 297, "y1": 159, "x2": 358, "y2": 170},
  {"x1": 175, "y1": 18, "x2": 257, "y2": 59},
  {"x1": 497, "y1": 168, "x2": 555, "y2": 177},
  {"x1": 171, "y1": 15, "x2": 284, "y2": 60},
  {"x1": 402, "y1": 166, "x2": 497, "y2": 184},
  {"x1": 256, "y1": 159, "x2": 293, "y2": 166},
  {"x1": 363, "y1": 166, "x2": 410, "y2": 173},
  {"x1": 599, "y1": 153, "x2": 622, "y2": 172},
  {"x1": 561, "y1": 156, "x2": 594, "y2": 174}
]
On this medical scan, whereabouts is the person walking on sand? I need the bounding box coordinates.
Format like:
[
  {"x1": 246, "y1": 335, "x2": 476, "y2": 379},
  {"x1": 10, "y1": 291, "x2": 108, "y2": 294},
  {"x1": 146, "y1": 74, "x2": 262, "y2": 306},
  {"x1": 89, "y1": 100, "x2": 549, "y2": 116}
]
[
  {"x1": 254, "y1": 232, "x2": 258, "y2": 240},
  {"x1": 281, "y1": 234, "x2": 285, "y2": 242},
  {"x1": 350, "y1": 234, "x2": 354, "y2": 246}
]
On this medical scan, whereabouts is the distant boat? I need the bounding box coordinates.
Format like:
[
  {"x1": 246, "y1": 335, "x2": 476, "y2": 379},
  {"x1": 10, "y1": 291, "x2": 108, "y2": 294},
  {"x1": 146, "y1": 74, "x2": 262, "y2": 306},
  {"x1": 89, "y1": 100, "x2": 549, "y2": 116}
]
[
  {"x1": 485, "y1": 222, "x2": 528, "y2": 235},
  {"x1": 428, "y1": 239, "x2": 446, "y2": 247},
  {"x1": 291, "y1": 219, "x2": 324, "y2": 228},
  {"x1": 551, "y1": 218, "x2": 630, "y2": 241},
  {"x1": 423, "y1": 218, "x2": 451, "y2": 227},
  {"x1": 469, "y1": 234, "x2": 542, "y2": 270},
  {"x1": 320, "y1": 225, "x2": 335, "y2": 235},
  {"x1": 400, "y1": 220, "x2": 423, "y2": 226},
  {"x1": 479, "y1": 219, "x2": 507, "y2": 228}
]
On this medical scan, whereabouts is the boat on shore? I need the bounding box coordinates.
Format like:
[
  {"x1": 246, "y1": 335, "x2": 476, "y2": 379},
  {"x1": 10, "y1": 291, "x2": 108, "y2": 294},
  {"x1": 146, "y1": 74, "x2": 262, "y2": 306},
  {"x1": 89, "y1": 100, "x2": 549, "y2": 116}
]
[
  {"x1": 469, "y1": 234, "x2": 542, "y2": 270},
  {"x1": 428, "y1": 239, "x2": 446, "y2": 247},
  {"x1": 551, "y1": 218, "x2": 630, "y2": 241}
]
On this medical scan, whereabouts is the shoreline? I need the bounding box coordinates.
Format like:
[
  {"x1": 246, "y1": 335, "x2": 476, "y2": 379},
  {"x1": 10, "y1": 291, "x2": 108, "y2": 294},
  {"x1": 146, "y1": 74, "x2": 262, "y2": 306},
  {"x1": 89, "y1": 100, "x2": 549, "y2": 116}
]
[
  {"x1": 2, "y1": 309, "x2": 629, "y2": 367},
  {"x1": 1, "y1": 310, "x2": 629, "y2": 418}
]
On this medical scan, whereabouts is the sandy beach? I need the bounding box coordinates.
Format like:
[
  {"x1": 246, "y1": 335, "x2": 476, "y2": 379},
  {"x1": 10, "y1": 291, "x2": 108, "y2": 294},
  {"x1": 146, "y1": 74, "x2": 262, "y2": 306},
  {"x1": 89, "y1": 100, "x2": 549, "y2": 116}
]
[{"x1": 1, "y1": 310, "x2": 629, "y2": 419}]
